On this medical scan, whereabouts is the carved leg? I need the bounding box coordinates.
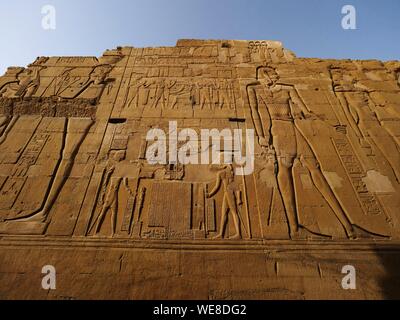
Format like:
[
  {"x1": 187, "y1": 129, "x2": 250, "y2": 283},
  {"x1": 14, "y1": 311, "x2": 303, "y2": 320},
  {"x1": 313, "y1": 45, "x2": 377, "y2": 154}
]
[
  {"x1": 226, "y1": 191, "x2": 241, "y2": 240},
  {"x1": 110, "y1": 197, "x2": 118, "y2": 236},
  {"x1": 169, "y1": 96, "x2": 178, "y2": 110},
  {"x1": 7, "y1": 118, "x2": 94, "y2": 223},
  {"x1": 276, "y1": 156, "x2": 328, "y2": 240},
  {"x1": 276, "y1": 158, "x2": 299, "y2": 236},
  {"x1": 229, "y1": 208, "x2": 241, "y2": 240},
  {"x1": 95, "y1": 204, "x2": 111, "y2": 235},
  {"x1": 301, "y1": 156, "x2": 388, "y2": 239},
  {"x1": 127, "y1": 93, "x2": 138, "y2": 109},
  {"x1": 301, "y1": 157, "x2": 354, "y2": 238},
  {"x1": 371, "y1": 133, "x2": 400, "y2": 183},
  {"x1": 152, "y1": 91, "x2": 163, "y2": 109},
  {"x1": 0, "y1": 116, "x2": 18, "y2": 146},
  {"x1": 199, "y1": 96, "x2": 205, "y2": 110},
  {"x1": 213, "y1": 195, "x2": 229, "y2": 239},
  {"x1": 0, "y1": 116, "x2": 8, "y2": 135}
]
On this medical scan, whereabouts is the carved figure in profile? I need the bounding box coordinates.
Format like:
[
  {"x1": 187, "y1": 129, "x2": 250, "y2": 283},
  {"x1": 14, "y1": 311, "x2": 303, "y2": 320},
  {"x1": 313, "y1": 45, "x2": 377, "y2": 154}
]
[
  {"x1": 0, "y1": 66, "x2": 43, "y2": 98},
  {"x1": 206, "y1": 164, "x2": 243, "y2": 240},
  {"x1": 42, "y1": 64, "x2": 112, "y2": 99},
  {"x1": 197, "y1": 79, "x2": 212, "y2": 110},
  {"x1": 333, "y1": 72, "x2": 400, "y2": 182},
  {"x1": 165, "y1": 80, "x2": 187, "y2": 109},
  {"x1": 216, "y1": 79, "x2": 232, "y2": 109},
  {"x1": 0, "y1": 67, "x2": 24, "y2": 96},
  {"x1": 247, "y1": 67, "x2": 384, "y2": 240},
  {"x1": 93, "y1": 150, "x2": 130, "y2": 236},
  {"x1": 151, "y1": 79, "x2": 166, "y2": 109},
  {"x1": 125, "y1": 77, "x2": 149, "y2": 109}
]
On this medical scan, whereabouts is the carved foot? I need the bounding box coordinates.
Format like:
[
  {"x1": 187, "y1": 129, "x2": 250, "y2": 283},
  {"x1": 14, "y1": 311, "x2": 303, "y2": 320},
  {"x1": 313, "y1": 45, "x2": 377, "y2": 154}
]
[
  {"x1": 229, "y1": 234, "x2": 241, "y2": 240},
  {"x1": 290, "y1": 226, "x2": 332, "y2": 240},
  {"x1": 348, "y1": 225, "x2": 390, "y2": 240},
  {"x1": 6, "y1": 211, "x2": 46, "y2": 223}
]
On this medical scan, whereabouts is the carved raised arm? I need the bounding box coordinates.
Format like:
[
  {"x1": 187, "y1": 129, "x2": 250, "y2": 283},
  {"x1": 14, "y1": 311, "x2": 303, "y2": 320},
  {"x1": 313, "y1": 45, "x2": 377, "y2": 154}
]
[{"x1": 207, "y1": 172, "x2": 222, "y2": 198}]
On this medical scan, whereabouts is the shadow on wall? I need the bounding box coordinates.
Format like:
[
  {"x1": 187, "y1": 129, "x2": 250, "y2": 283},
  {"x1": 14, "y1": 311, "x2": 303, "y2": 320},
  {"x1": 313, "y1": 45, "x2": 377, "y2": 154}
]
[{"x1": 376, "y1": 249, "x2": 400, "y2": 299}]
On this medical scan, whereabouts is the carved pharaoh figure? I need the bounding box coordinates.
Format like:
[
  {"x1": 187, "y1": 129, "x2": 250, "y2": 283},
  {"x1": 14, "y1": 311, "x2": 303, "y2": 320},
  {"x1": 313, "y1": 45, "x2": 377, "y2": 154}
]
[{"x1": 247, "y1": 66, "x2": 384, "y2": 240}]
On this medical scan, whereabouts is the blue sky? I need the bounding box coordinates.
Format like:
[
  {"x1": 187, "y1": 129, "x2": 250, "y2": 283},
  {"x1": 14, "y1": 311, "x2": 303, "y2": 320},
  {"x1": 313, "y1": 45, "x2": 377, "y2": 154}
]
[{"x1": 0, "y1": 0, "x2": 399, "y2": 74}]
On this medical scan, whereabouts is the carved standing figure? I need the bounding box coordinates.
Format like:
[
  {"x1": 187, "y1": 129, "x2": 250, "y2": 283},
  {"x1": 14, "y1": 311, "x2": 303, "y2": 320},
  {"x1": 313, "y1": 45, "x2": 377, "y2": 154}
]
[
  {"x1": 206, "y1": 164, "x2": 242, "y2": 240},
  {"x1": 247, "y1": 67, "x2": 383, "y2": 239},
  {"x1": 126, "y1": 77, "x2": 148, "y2": 109},
  {"x1": 197, "y1": 79, "x2": 212, "y2": 110},
  {"x1": 333, "y1": 74, "x2": 400, "y2": 182},
  {"x1": 93, "y1": 150, "x2": 130, "y2": 236},
  {"x1": 151, "y1": 79, "x2": 166, "y2": 109}
]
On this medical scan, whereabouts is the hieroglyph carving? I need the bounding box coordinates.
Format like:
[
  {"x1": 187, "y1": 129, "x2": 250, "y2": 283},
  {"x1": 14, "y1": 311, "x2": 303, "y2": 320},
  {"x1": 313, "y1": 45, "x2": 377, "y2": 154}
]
[{"x1": 0, "y1": 40, "x2": 398, "y2": 241}]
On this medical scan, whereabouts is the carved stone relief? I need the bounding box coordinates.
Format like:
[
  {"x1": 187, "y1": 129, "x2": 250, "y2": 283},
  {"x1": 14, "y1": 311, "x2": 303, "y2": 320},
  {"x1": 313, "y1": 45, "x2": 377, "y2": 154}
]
[{"x1": 0, "y1": 40, "x2": 398, "y2": 242}]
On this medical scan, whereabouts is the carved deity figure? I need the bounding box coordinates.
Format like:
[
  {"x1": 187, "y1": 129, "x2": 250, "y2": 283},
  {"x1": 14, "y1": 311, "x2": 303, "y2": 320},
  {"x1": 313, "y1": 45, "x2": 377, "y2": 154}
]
[
  {"x1": 206, "y1": 165, "x2": 242, "y2": 240},
  {"x1": 151, "y1": 79, "x2": 166, "y2": 109},
  {"x1": 197, "y1": 79, "x2": 213, "y2": 110},
  {"x1": 0, "y1": 67, "x2": 24, "y2": 97},
  {"x1": 248, "y1": 67, "x2": 383, "y2": 239},
  {"x1": 165, "y1": 80, "x2": 187, "y2": 109},
  {"x1": 125, "y1": 77, "x2": 149, "y2": 109},
  {"x1": 0, "y1": 66, "x2": 43, "y2": 98},
  {"x1": 333, "y1": 72, "x2": 400, "y2": 182},
  {"x1": 42, "y1": 64, "x2": 112, "y2": 99},
  {"x1": 216, "y1": 79, "x2": 233, "y2": 109},
  {"x1": 93, "y1": 150, "x2": 130, "y2": 236}
]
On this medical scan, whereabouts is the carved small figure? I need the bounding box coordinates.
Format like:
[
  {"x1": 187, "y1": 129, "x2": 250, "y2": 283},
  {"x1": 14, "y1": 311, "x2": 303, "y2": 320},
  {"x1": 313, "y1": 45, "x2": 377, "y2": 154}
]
[{"x1": 206, "y1": 164, "x2": 242, "y2": 240}]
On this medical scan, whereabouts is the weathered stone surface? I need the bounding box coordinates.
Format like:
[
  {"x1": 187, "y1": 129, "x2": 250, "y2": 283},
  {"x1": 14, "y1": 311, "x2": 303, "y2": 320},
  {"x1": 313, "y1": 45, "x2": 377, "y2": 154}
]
[{"x1": 0, "y1": 39, "x2": 399, "y2": 299}]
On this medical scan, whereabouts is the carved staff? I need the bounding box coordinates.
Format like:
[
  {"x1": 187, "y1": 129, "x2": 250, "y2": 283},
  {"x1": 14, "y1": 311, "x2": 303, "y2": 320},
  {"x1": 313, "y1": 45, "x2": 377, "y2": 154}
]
[
  {"x1": 135, "y1": 187, "x2": 146, "y2": 222},
  {"x1": 235, "y1": 189, "x2": 249, "y2": 239}
]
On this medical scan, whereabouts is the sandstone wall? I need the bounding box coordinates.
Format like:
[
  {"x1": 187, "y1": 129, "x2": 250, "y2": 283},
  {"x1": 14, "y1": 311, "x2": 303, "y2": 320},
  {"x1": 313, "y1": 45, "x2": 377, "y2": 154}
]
[{"x1": 0, "y1": 40, "x2": 399, "y2": 299}]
